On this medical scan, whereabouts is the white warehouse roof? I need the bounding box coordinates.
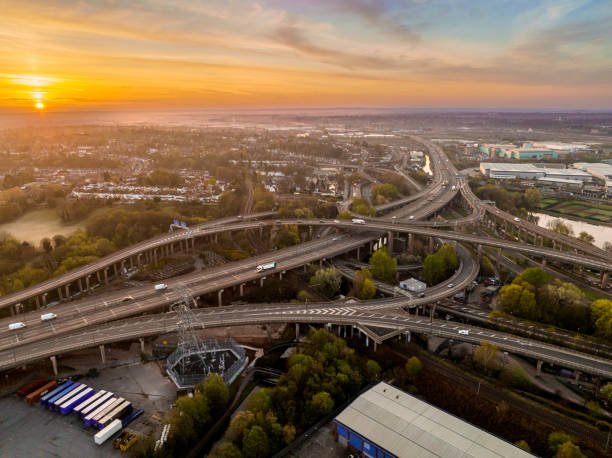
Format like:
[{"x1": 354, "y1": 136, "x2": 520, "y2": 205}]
[{"x1": 335, "y1": 382, "x2": 532, "y2": 458}]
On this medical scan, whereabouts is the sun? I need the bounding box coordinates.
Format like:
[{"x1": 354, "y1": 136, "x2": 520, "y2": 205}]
[{"x1": 35, "y1": 101, "x2": 44, "y2": 109}]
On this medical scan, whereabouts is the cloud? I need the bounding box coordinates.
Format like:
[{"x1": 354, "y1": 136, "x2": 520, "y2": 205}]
[{"x1": 273, "y1": 20, "x2": 400, "y2": 69}]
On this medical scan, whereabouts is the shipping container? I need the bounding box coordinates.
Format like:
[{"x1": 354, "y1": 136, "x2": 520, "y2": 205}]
[
  {"x1": 74, "y1": 390, "x2": 107, "y2": 416},
  {"x1": 53, "y1": 384, "x2": 87, "y2": 411},
  {"x1": 98, "y1": 401, "x2": 132, "y2": 429},
  {"x1": 80, "y1": 392, "x2": 114, "y2": 419},
  {"x1": 91, "y1": 398, "x2": 124, "y2": 427},
  {"x1": 17, "y1": 378, "x2": 48, "y2": 398},
  {"x1": 94, "y1": 419, "x2": 122, "y2": 445},
  {"x1": 26, "y1": 381, "x2": 58, "y2": 405},
  {"x1": 60, "y1": 387, "x2": 94, "y2": 415},
  {"x1": 121, "y1": 409, "x2": 144, "y2": 428},
  {"x1": 40, "y1": 381, "x2": 73, "y2": 407},
  {"x1": 49, "y1": 383, "x2": 81, "y2": 410},
  {"x1": 85, "y1": 397, "x2": 118, "y2": 426},
  {"x1": 43, "y1": 381, "x2": 77, "y2": 408}
]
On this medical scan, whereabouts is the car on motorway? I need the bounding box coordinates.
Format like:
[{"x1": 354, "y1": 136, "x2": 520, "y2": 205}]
[
  {"x1": 41, "y1": 313, "x2": 57, "y2": 321},
  {"x1": 8, "y1": 322, "x2": 26, "y2": 330},
  {"x1": 418, "y1": 292, "x2": 425, "y2": 298},
  {"x1": 154, "y1": 284, "x2": 168, "y2": 291},
  {"x1": 409, "y1": 215, "x2": 414, "y2": 220},
  {"x1": 458, "y1": 329, "x2": 469, "y2": 335},
  {"x1": 351, "y1": 218, "x2": 366, "y2": 225},
  {"x1": 334, "y1": 219, "x2": 340, "y2": 224},
  {"x1": 275, "y1": 220, "x2": 281, "y2": 225},
  {"x1": 122, "y1": 296, "x2": 134, "y2": 302},
  {"x1": 447, "y1": 283, "x2": 454, "y2": 288},
  {"x1": 514, "y1": 217, "x2": 520, "y2": 222}
]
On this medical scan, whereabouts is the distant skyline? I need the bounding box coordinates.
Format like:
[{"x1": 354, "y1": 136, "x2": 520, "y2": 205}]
[{"x1": 1, "y1": 0, "x2": 611, "y2": 111}]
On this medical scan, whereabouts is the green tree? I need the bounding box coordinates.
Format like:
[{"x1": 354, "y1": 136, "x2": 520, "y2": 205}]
[
  {"x1": 480, "y1": 255, "x2": 495, "y2": 277},
  {"x1": 242, "y1": 425, "x2": 269, "y2": 458},
  {"x1": 360, "y1": 278, "x2": 376, "y2": 300},
  {"x1": 548, "y1": 432, "x2": 573, "y2": 455},
  {"x1": 524, "y1": 187, "x2": 542, "y2": 209},
  {"x1": 337, "y1": 211, "x2": 352, "y2": 220},
  {"x1": 591, "y1": 299, "x2": 612, "y2": 338},
  {"x1": 515, "y1": 440, "x2": 530, "y2": 452},
  {"x1": 369, "y1": 247, "x2": 397, "y2": 283},
  {"x1": 602, "y1": 383, "x2": 612, "y2": 402},
  {"x1": 405, "y1": 356, "x2": 422, "y2": 379},
  {"x1": 577, "y1": 231, "x2": 595, "y2": 244},
  {"x1": 198, "y1": 373, "x2": 229, "y2": 411},
  {"x1": 365, "y1": 360, "x2": 381, "y2": 382},
  {"x1": 210, "y1": 441, "x2": 243, "y2": 458},
  {"x1": 547, "y1": 219, "x2": 574, "y2": 236},
  {"x1": 274, "y1": 225, "x2": 300, "y2": 248},
  {"x1": 499, "y1": 364, "x2": 531, "y2": 389},
  {"x1": 40, "y1": 237, "x2": 53, "y2": 254},
  {"x1": 473, "y1": 341, "x2": 499, "y2": 374},
  {"x1": 554, "y1": 441, "x2": 586, "y2": 458},
  {"x1": 309, "y1": 267, "x2": 341, "y2": 297},
  {"x1": 351, "y1": 267, "x2": 372, "y2": 296},
  {"x1": 308, "y1": 391, "x2": 334, "y2": 417},
  {"x1": 423, "y1": 253, "x2": 446, "y2": 285}
]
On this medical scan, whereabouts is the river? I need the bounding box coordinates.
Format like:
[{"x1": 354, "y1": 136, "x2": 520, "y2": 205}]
[{"x1": 531, "y1": 212, "x2": 612, "y2": 249}]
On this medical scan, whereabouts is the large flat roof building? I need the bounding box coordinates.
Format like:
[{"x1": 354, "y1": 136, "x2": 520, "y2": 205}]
[
  {"x1": 334, "y1": 382, "x2": 532, "y2": 458},
  {"x1": 480, "y1": 163, "x2": 592, "y2": 183},
  {"x1": 479, "y1": 143, "x2": 559, "y2": 160}
]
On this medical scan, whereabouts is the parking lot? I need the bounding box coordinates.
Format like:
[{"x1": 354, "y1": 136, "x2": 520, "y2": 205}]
[{"x1": 0, "y1": 361, "x2": 177, "y2": 457}]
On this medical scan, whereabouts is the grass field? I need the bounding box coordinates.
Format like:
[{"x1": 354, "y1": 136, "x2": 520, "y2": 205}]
[
  {"x1": 0, "y1": 208, "x2": 108, "y2": 245},
  {"x1": 538, "y1": 198, "x2": 612, "y2": 224}
]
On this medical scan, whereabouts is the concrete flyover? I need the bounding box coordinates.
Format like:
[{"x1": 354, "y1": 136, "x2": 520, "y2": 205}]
[
  {"x1": 0, "y1": 233, "x2": 382, "y2": 351},
  {"x1": 0, "y1": 212, "x2": 275, "y2": 314},
  {"x1": 3, "y1": 303, "x2": 612, "y2": 379}
]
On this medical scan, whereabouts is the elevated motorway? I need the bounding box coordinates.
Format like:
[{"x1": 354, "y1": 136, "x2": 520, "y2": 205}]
[
  {"x1": 0, "y1": 212, "x2": 275, "y2": 313},
  {"x1": 2, "y1": 302, "x2": 611, "y2": 379},
  {"x1": 0, "y1": 233, "x2": 379, "y2": 351}
]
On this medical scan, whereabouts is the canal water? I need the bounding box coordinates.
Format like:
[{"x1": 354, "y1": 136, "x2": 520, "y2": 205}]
[{"x1": 532, "y1": 212, "x2": 612, "y2": 249}]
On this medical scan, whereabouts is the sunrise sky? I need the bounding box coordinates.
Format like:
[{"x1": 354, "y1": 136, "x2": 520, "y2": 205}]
[{"x1": 1, "y1": 0, "x2": 611, "y2": 111}]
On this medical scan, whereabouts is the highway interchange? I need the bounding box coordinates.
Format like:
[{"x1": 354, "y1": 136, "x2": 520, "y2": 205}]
[{"x1": 1, "y1": 135, "x2": 611, "y2": 381}]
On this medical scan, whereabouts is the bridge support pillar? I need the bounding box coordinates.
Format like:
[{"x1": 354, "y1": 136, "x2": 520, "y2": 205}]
[
  {"x1": 239, "y1": 283, "x2": 245, "y2": 297},
  {"x1": 408, "y1": 234, "x2": 414, "y2": 252},
  {"x1": 65, "y1": 284, "x2": 70, "y2": 299},
  {"x1": 85, "y1": 276, "x2": 91, "y2": 292},
  {"x1": 542, "y1": 258, "x2": 547, "y2": 267},
  {"x1": 279, "y1": 271, "x2": 285, "y2": 280},
  {"x1": 260, "y1": 277, "x2": 265, "y2": 287},
  {"x1": 50, "y1": 355, "x2": 58, "y2": 376},
  {"x1": 365, "y1": 335, "x2": 369, "y2": 347},
  {"x1": 130, "y1": 256, "x2": 134, "y2": 268},
  {"x1": 533, "y1": 234, "x2": 538, "y2": 246},
  {"x1": 601, "y1": 272, "x2": 609, "y2": 289},
  {"x1": 218, "y1": 289, "x2": 224, "y2": 306},
  {"x1": 137, "y1": 253, "x2": 143, "y2": 266},
  {"x1": 369, "y1": 241, "x2": 374, "y2": 254},
  {"x1": 374, "y1": 341, "x2": 378, "y2": 352},
  {"x1": 140, "y1": 338, "x2": 146, "y2": 353},
  {"x1": 9, "y1": 304, "x2": 15, "y2": 316},
  {"x1": 319, "y1": 259, "x2": 323, "y2": 269},
  {"x1": 387, "y1": 231, "x2": 394, "y2": 253},
  {"x1": 428, "y1": 237, "x2": 434, "y2": 252},
  {"x1": 99, "y1": 344, "x2": 106, "y2": 364},
  {"x1": 536, "y1": 360, "x2": 543, "y2": 377},
  {"x1": 295, "y1": 323, "x2": 299, "y2": 340},
  {"x1": 113, "y1": 263, "x2": 118, "y2": 277},
  {"x1": 574, "y1": 370, "x2": 580, "y2": 382},
  {"x1": 170, "y1": 243, "x2": 174, "y2": 255},
  {"x1": 356, "y1": 246, "x2": 360, "y2": 260},
  {"x1": 35, "y1": 296, "x2": 40, "y2": 310},
  {"x1": 309, "y1": 226, "x2": 313, "y2": 239},
  {"x1": 96, "y1": 271, "x2": 102, "y2": 283},
  {"x1": 42, "y1": 293, "x2": 47, "y2": 307},
  {"x1": 477, "y1": 244, "x2": 482, "y2": 259},
  {"x1": 104, "y1": 268, "x2": 109, "y2": 285},
  {"x1": 57, "y1": 287, "x2": 63, "y2": 301},
  {"x1": 78, "y1": 278, "x2": 83, "y2": 293}
]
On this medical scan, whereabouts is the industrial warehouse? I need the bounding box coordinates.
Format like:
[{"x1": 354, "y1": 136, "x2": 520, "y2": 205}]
[{"x1": 333, "y1": 382, "x2": 533, "y2": 458}]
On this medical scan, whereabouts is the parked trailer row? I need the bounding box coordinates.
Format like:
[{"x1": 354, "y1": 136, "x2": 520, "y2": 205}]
[
  {"x1": 81, "y1": 392, "x2": 114, "y2": 419},
  {"x1": 60, "y1": 387, "x2": 94, "y2": 415},
  {"x1": 73, "y1": 390, "x2": 107, "y2": 416},
  {"x1": 94, "y1": 419, "x2": 122, "y2": 445},
  {"x1": 90, "y1": 397, "x2": 125, "y2": 427},
  {"x1": 98, "y1": 401, "x2": 132, "y2": 429},
  {"x1": 40, "y1": 381, "x2": 72, "y2": 407},
  {"x1": 17, "y1": 378, "x2": 48, "y2": 398},
  {"x1": 41, "y1": 381, "x2": 75, "y2": 408},
  {"x1": 121, "y1": 409, "x2": 144, "y2": 428},
  {"x1": 85, "y1": 397, "x2": 119, "y2": 426},
  {"x1": 25, "y1": 381, "x2": 58, "y2": 405},
  {"x1": 53, "y1": 383, "x2": 87, "y2": 410},
  {"x1": 48, "y1": 382, "x2": 81, "y2": 409}
]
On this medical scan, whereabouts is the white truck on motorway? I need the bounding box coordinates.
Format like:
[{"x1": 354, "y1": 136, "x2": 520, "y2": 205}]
[
  {"x1": 351, "y1": 218, "x2": 366, "y2": 225},
  {"x1": 256, "y1": 262, "x2": 277, "y2": 272},
  {"x1": 451, "y1": 185, "x2": 457, "y2": 191},
  {"x1": 154, "y1": 283, "x2": 168, "y2": 291},
  {"x1": 8, "y1": 322, "x2": 26, "y2": 330},
  {"x1": 41, "y1": 313, "x2": 57, "y2": 321}
]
